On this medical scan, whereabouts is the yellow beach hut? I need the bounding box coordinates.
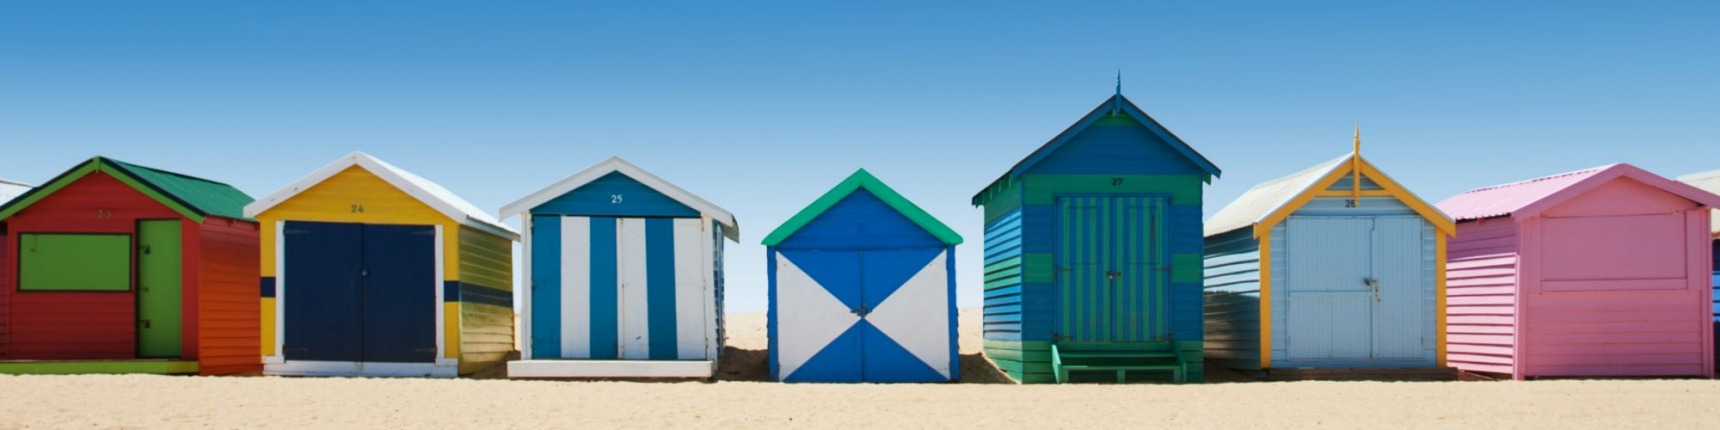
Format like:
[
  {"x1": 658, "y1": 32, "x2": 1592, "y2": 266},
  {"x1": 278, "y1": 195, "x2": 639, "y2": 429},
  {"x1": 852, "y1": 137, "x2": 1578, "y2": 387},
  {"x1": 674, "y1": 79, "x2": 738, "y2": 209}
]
[{"x1": 244, "y1": 152, "x2": 517, "y2": 377}]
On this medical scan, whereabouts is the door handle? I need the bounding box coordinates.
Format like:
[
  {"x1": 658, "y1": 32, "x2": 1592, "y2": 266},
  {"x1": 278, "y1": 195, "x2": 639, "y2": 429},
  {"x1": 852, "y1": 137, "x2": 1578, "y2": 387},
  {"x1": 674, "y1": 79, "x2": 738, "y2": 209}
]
[
  {"x1": 1364, "y1": 278, "x2": 1379, "y2": 302},
  {"x1": 139, "y1": 319, "x2": 151, "y2": 329}
]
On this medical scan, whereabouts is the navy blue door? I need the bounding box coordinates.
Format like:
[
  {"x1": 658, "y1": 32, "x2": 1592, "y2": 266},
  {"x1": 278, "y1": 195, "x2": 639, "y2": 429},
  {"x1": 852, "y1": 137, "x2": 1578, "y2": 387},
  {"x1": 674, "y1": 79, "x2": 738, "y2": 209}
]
[
  {"x1": 361, "y1": 224, "x2": 438, "y2": 363},
  {"x1": 283, "y1": 221, "x2": 437, "y2": 363},
  {"x1": 283, "y1": 221, "x2": 365, "y2": 361}
]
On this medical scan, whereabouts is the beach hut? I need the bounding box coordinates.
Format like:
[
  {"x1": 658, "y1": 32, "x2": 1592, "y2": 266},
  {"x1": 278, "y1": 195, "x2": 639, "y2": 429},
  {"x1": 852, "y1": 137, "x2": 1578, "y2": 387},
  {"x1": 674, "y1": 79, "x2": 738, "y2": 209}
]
[
  {"x1": 244, "y1": 152, "x2": 517, "y2": 377},
  {"x1": 973, "y1": 92, "x2": 1219, "y2": 383},
  {"x1": 1440, "y1": 163, "x2": 1720, "y2": 379},
  {"x1": 1676, "y1": 169, "x2": 1720, "y2": 368},
  {"x1": 1202, "y1": 135, "x2": 1454, "y2": 376},
  {"x1": 500, "y1": 157, "x2": 739, "y2": 378},
  {"x1": 0, "y1": 156, "x2": 258, "y2": 375},
  {"x1": 764, "y1": 169, "x2": 960, "y2": 383}
]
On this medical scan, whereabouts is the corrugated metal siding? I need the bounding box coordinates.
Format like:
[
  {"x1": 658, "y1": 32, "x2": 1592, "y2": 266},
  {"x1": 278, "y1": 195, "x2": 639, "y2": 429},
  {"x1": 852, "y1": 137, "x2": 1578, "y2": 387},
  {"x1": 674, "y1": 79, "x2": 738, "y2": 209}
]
[
  {"x1": 458, "y1": 226, "x2": 514, "y2": 375},
  {"x1": 1202, "y1": 228, "x2": 1261, "y2": 370},
  {"x1": 196, "y1": 216, "x2": 262, "y2": 375},
  {"x1": 1445, "y1": 219, "x2": 1519, "y2": 375}
]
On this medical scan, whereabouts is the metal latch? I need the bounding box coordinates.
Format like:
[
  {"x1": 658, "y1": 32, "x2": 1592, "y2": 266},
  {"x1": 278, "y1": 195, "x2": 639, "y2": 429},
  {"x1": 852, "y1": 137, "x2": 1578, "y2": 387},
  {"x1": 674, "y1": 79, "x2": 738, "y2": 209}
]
[{"x1": 1365, "y1": 277, "x2": 1380, "y2": 302}]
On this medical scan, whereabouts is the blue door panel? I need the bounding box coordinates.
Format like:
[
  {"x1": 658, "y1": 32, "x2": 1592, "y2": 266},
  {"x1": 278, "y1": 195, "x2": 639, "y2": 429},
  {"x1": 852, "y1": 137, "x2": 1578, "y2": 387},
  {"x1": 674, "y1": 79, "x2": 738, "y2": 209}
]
[
  {"x1": 786, "y1": 323, "x2": 864, "y2": 382},
  {"x1": 779, "y1": 249, "x2": 863, "y2": 313},
  {"x1": 283, "y1": 221, "x2": 364, "y2": 362},
  {"x1": 361, "y1": 224, "x2": 438, "y2": 363},
  {"x1": 859, "y1": 247, "x2": 942, "y2": 309},
  {"x1": 529, "y1": 215, "x2": 562, "y2": 359}
]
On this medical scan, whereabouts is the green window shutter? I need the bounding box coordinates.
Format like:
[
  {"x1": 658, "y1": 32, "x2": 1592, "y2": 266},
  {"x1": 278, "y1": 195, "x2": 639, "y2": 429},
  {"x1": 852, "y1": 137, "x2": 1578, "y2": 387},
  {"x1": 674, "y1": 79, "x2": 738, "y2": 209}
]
[{"x1": 20, "y1": 234, "x2": 131, "y2": 292}]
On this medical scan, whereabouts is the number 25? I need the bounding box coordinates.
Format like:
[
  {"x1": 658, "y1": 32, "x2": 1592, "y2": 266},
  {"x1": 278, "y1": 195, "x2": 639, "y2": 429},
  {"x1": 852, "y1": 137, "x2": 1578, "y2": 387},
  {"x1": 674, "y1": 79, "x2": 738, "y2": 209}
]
[{"x1": 611, "y1": 194, "x2": 623, "y2": 204}]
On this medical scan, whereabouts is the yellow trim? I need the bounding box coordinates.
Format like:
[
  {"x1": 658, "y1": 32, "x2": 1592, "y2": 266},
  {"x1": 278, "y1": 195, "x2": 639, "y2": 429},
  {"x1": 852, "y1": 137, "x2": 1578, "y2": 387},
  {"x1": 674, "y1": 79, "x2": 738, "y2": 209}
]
[
  {"x1": 1355, "y1": 160, "x2": 1456, "y2": 236},
  {"x1": 1435, "y1": 233, "x2": 1448, "y2": 366},
  {"x1": 1254, "y1": 154, "x2": 1457, "y2": 238},
  {"x1": 1258, "y1": 234, "x2": 1272, "y2": 370},
  {"x1": 1352, "y1": 126, "x2": 1362, "y2": 205},
  {"x1": 444, "y1": 302, "x2": 461, "y2": 358},
  {"x1": 261, "y1": 297, "x2": 277, "y2": 356},
  {"x1": 1314, "y1": 190, "x2": 1395, "y2": 197},
  {"x1": 1253, "y1": 162, "x2": 1357, "y2": 238}
]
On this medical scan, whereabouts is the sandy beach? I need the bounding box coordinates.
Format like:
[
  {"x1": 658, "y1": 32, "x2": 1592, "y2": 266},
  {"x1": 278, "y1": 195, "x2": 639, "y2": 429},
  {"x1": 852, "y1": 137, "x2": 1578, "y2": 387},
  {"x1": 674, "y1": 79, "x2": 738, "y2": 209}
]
[{"x1": 1, "y1": 310, "x2": 1717, "y2": 429}]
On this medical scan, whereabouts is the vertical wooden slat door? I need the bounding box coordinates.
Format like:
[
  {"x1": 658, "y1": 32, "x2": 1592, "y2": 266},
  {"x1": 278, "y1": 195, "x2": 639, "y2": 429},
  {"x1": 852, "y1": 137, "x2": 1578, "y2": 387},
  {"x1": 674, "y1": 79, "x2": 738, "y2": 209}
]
[
  {"x1": 136, "y1": 220, "x2": 183, "y2": 358},
  {"x1": 283, "y1": 221, "x2": 364, "y2": 362},
  {"x1": 1057, "y1": 196, "x2": 1166, "y2": 343},
  {"x1": 1370, "y1": 216, "x2": 1426, "y2": 360},
  {"x1": 1285, "y1": 217, "x2": 1373, "y2": 360},
  {"x1": 359, "y1": 224, "x2": 437, "y2": 363},
  {"x1": 1116, "y1": 197, "x2": 1166, "y2": 342}
]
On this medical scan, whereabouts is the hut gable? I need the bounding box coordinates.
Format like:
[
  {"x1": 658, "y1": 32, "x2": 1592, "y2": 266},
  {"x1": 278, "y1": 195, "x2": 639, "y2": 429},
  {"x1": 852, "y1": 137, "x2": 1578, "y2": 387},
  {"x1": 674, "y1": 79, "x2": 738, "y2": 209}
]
[
  {"x1": 0, "y1": 156, "x2": 252, "y2": 223},
  {"x1": 1204, "y1": 152, "x2": 1453, "y2": 238},
  {"x1": 971, "y1": 94, "x2": 1220, "y2": 206},
  {"x1": 500, "y1": 157, "x2": 739, "y2": 240},
  {"x1": 764, "y1": 169, "x2": 961, "y2": 247},
  {"x1": 243, "y1": 152, "x2": 516, "y2": 239}
]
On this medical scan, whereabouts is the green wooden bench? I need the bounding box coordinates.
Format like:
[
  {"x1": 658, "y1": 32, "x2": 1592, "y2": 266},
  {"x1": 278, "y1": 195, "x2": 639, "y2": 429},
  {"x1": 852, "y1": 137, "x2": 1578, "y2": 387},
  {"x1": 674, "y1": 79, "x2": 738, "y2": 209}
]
[{"x1": 1051, "y1": 339, "x2": 1188, "y2": 383}]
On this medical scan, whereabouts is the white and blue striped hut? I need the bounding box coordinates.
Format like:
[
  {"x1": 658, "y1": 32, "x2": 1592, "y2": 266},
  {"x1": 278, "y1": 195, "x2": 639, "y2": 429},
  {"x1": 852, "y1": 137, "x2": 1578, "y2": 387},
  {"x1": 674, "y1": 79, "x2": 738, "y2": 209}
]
[
  {"x1": 502, "y1": 157, "x2": 738, "y2": 378},
  {"x1": 763, "y1": 169, "x2": 962, "y2": 383}
]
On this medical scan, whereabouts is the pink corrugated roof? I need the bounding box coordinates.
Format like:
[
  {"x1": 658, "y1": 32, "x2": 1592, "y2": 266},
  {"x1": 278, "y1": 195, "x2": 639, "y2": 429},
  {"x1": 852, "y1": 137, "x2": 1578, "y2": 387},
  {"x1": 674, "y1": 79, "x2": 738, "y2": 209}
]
[
  {"x1": 1440, "y1": 163, "x2": 1720, "y2": 222},
  {"x1": 1437, "y1": 165, "x2": 1615, "y2": 221}
]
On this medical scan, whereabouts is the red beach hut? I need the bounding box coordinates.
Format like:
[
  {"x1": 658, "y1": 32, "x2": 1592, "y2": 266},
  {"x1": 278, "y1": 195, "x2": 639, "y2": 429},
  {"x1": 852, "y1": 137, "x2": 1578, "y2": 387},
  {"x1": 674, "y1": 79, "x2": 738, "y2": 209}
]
[
  {"x1": 1439, "y1": 163, "x2": 1720, "y2": 379},
  {"x1": 0, "y1": 157, "x2": 259, "y2": 375}
]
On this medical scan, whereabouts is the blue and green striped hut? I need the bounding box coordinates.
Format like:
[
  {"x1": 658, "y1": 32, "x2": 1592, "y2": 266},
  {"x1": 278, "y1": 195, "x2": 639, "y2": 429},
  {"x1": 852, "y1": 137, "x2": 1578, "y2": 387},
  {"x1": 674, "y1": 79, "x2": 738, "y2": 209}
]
[{"x1": 973, "y1": 92, "x2": 1220, "y2": 383}]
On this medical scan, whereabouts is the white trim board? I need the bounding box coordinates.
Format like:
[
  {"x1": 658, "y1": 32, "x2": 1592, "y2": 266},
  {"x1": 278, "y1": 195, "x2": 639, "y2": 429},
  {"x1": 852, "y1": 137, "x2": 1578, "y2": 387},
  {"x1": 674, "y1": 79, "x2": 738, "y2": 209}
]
[
  {"x1": 497, "y1": 156, "x2": 740, "y2": 241},
  {"x1": 267, "y1": 361, "x2": 459, "y2": 378},
  {"x1": 506, "y1": 360, "x2": 716, "y2": 379},
  {"x1": 241, "y1": 151, "x2": 519, "y2": 240}
]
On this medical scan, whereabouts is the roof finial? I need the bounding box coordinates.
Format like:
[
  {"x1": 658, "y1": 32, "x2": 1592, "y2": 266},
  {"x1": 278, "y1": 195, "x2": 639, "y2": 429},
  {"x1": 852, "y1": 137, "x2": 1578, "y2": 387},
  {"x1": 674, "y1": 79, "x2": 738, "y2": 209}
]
[
  {"x1": 1351, "y1": 124, "x2": 1362, "y2": 206},
  {"x1": 1353, "y1": 124, "x2": 1361, "y2": 155},
  {"x1": 1111, "y1": 69, "x2": 1123, "y2": 114}
]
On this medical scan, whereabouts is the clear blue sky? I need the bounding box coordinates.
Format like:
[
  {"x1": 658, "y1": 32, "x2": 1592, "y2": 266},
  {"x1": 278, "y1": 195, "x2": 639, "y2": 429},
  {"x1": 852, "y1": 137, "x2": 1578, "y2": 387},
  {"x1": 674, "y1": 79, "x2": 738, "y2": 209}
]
[{"x1": 3, "y1": 1, "x2": 1716, "y2": 311}]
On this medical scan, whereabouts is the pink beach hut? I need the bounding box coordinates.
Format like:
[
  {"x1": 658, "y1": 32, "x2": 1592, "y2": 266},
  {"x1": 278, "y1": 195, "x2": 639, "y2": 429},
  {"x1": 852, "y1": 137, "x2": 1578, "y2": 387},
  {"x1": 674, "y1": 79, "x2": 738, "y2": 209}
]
[{"x1": 1439, "y1": 163, "x2": 1720, "y2": 379}]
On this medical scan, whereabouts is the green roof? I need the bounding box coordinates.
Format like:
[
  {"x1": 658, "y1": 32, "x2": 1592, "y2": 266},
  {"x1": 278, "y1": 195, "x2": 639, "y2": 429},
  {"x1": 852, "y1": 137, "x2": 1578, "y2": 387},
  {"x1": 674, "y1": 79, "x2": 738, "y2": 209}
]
[
  {"x1": 0, "y1": 156, "x2": 254, "y2": 222},
  {"x1": 761, "y1": 169, "x2": 962, "y2": 246}
]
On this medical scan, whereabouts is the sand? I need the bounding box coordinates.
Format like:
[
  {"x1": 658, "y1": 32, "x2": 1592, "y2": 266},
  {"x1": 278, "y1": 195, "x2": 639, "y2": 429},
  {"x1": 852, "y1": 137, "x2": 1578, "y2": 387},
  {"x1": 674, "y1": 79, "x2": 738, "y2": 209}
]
[{"x1": 1, "y1": 310, "x2": 1717, "y2": 429}]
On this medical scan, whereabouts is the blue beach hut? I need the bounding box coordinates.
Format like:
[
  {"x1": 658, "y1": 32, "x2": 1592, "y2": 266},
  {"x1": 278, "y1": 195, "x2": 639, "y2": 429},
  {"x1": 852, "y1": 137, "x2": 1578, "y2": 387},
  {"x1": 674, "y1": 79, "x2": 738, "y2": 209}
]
[{"x1": 763, "y1": 169, "x2": 961, "y2": 383}]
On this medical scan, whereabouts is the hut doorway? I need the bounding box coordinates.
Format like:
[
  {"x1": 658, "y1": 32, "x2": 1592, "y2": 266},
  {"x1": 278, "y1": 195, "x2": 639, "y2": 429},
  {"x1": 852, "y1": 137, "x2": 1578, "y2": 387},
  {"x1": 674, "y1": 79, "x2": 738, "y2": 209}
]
[
  {"x1": 1054, "y1": 196, "x2": 1167, "y2": 343},
  {"x1": 1284, "y1": 216, "x2": 1424, "y2": 362},
  {"x1": 136, "y1": 220, "x2": 184, "y2": 358},
  {"x1": 282, "y1": 221, "x2": 438, "y2": 364}
]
